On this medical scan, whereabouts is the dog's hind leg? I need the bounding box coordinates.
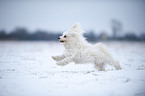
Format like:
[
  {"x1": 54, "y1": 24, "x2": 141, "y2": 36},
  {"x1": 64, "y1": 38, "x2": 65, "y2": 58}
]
[
  {"x1": 94, "y1": 58, "x2": 107, "y2": 71},
  {"x1": 94, "y1": 63, "x2": 106, "y2": 71},
  {"x1": 109, "y1": 60, "x2": 122, "y2": 70}
]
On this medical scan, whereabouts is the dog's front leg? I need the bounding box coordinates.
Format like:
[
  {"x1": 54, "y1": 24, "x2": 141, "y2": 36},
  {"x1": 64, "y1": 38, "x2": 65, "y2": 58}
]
[
  {"x1": 56, "y1": 56, "x2": 73, "y2": 66},
  {"x1": 52, "y1": 55, "x2": 65, "y2": 61}
]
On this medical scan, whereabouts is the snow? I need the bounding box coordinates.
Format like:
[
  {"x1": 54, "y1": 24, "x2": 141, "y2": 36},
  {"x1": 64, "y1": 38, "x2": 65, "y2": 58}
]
[{"x1": 0, "y1": 41, "x2": 145, "y2": 96}]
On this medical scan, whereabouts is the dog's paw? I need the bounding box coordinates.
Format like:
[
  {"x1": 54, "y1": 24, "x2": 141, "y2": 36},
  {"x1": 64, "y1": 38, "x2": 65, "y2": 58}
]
[
  {"x1": 52, "y1": 56, "x2": 57, "y2": 60},
  {"x1": 56, "y1": 62, "x2": 66, "y2": 66}
]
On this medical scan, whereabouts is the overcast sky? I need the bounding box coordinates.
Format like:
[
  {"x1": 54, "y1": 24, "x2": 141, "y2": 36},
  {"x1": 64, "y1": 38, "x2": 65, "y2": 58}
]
[{"x1": 0, "y1": 0, "x2": 145, "y2": 34}]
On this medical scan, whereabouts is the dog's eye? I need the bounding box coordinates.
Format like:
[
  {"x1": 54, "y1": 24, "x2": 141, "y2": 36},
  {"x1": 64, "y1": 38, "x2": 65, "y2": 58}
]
[{"x1": 64, "y1": 35, "x2": 67, "y2": 38}]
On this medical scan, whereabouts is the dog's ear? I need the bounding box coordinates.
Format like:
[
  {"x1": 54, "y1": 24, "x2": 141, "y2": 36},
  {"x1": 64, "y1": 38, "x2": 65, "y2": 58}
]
[
  {"x1": 71, "y1": 23, "x2": 80, "y2": 29},
  {"x1": 70, "y1": 23, "x2": 84, "y2": 34}
]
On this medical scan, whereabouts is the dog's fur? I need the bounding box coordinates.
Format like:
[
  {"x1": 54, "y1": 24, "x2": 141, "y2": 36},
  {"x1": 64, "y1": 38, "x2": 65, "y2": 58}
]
[{"x1": 52, "y1": 23, "x2": 121, "y2": 71}]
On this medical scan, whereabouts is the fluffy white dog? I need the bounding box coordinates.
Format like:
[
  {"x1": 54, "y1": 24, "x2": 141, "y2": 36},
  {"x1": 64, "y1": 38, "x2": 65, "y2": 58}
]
[{"x1": 52, "y1": 23, "x2": 121, "y2": 71}]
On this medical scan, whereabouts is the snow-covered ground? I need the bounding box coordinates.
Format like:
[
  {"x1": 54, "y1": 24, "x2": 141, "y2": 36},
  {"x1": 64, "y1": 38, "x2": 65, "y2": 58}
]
[{"x1": 0, "y1": 41, "x2": 145, "y2": 96}]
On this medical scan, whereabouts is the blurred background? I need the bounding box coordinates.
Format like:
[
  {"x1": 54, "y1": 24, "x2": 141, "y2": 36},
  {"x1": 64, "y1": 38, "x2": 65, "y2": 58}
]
[
  {"x1": 0, "y1": 0, "x2": 145, "y2": 41},
  {"x1": 1, "y1": 1, "x2": 145, "y2": 96}
]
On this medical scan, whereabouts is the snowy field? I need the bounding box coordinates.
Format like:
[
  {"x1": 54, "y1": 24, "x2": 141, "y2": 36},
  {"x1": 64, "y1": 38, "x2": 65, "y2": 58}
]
[{"x1": 0, "y1": 41, "x2": 145, "y2": 96}]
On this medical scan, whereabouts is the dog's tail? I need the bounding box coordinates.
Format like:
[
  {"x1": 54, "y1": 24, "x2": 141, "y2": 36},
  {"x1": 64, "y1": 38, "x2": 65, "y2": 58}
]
[
  {"x1": 95, "y1": 43, "x2": 122, "y2": 70},
  {"x1": 95, "y1": 43, "x2": 109, "y2": 54}
]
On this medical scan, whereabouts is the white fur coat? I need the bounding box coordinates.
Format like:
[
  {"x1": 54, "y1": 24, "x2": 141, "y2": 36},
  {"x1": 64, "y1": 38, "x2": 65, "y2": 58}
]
[{"x1": 52, "y1": 23, "x2": 121, "y2": 71}]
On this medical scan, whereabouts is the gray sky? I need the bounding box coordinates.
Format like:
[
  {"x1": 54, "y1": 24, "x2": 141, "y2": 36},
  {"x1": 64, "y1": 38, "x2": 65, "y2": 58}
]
[{"x1": 0, "y1": 0, "x2": 145, "y2": 34}]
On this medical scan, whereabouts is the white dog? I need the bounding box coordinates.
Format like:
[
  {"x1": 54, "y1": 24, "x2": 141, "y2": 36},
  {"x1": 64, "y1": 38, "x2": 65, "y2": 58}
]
[{"x1": 52, "y1": 23, "x2": 121, "y2": 71}]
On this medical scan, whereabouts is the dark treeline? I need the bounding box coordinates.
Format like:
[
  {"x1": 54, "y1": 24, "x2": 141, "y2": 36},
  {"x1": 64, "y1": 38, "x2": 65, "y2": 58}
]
[
  {"x1": 0, "y1": 20, "x2": 145, "y2": 41},
  {"x1": 1, "y1": 20, "x2": 145, "y2": 41},
  {"x1": 0, "y1": 28, "x2": 61, "y2": 41},
  {"x1": 0, "y1": 27, "x2": 145, "y2": 41}
]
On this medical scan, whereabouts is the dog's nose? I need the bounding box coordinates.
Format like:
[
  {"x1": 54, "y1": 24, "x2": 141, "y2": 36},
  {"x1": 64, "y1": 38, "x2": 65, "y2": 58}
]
[{"x1": 58, "y1": 37, "x2": 60, "y2": 39}]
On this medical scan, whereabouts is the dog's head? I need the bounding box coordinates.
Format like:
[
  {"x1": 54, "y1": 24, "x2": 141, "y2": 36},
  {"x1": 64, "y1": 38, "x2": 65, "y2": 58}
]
[{"x1": 58, "y1": 23, "x2": 85, "y2": 45}]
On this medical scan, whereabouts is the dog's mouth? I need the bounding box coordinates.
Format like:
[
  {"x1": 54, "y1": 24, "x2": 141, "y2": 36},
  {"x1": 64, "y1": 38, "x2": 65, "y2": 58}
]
[
  {"x1": 60, "y1": 40, "x2": 66, "y2": 43},
  {"x1": 60, "y1": 40, "x2": 65, "y2": 42}
]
